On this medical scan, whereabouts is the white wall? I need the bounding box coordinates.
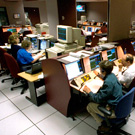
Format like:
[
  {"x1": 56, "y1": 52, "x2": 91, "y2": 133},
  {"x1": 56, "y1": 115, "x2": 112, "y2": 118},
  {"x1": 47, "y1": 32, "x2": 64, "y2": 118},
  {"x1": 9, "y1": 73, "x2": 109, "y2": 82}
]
[{"x1": 46, "y1": 0, "x2": 59, "y2": 38}]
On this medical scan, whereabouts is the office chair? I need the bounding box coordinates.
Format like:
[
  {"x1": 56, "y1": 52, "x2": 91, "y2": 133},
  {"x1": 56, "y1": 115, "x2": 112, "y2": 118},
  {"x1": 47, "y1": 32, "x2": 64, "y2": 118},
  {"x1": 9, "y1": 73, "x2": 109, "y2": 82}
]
[
  {"x1": 0, "y1": 47, "x2": 12, "y2": 81},
  {"x1": 91, "y1": 35, "x2": 102, "y2": 47},
  {"x1": 4, "y1": 53, "x2": 28, "y2": 94},
  {"x1": 23, "y1": 30, "x2": 32, "y2": 37},
  {"x1": 2, "y1": 31, "x2": 12, "y2": 44},
  {"x1": 97, "y1": 87, "x2": 135, "y2": 135}
]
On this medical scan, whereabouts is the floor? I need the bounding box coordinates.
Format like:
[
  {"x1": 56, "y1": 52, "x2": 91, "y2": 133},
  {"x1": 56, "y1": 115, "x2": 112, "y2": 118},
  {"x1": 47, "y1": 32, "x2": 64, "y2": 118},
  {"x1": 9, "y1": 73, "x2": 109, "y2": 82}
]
[{"x1": 0, "y1": 74, "x2": 135, "y2": 135}]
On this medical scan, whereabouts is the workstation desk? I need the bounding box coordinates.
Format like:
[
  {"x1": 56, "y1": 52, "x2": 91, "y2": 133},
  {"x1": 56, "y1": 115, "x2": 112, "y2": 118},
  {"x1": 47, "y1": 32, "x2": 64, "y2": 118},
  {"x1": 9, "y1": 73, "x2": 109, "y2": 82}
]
[{"x1": 18, "y1": 72, "x2": 45, "y2": 106}]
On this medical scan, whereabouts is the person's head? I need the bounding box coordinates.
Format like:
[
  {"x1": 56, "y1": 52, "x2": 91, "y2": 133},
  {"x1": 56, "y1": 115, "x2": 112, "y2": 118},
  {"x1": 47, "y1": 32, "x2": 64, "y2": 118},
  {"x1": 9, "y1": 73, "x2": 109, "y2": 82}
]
[
  {"x1": 8, "y1": 34, "x2": 19, "y2": 45},
  {"x1": 121, "y1": 54, "x2": 133, "y2": 67},
  {"x1": 99, "y1": 60, "x2": 113, "y2": 76},
  {"x1": 21, "y1": 40, "x2": 32, "y2": 50}
]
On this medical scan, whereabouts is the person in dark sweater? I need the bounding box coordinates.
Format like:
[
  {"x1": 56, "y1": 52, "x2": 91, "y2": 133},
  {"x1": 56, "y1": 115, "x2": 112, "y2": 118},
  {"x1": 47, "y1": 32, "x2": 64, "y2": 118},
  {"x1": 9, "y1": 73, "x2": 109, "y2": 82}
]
[
  {"x1": 83, "y1": 60, "x2": 123, "y2": 124},
  {"x1": 8, "y1": 34, "x2": 21, "y2": 59}
]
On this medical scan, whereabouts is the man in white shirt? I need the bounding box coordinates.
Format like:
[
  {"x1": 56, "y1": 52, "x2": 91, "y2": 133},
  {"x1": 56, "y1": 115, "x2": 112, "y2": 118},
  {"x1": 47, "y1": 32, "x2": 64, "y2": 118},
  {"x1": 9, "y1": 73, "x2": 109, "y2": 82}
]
[{"x1": 117, "y1": 54, "x2": 135, "y2": 88}]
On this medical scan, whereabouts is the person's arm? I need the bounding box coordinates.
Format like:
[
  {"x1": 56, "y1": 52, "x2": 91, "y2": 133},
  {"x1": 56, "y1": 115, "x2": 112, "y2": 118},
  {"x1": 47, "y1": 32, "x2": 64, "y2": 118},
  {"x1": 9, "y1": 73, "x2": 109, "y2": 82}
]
[
  {"x1": 31, "y1": 52, "x2": 43, "y2": 63},
  {"x1": 88, "y1": 81, "x2": 113, "y2": 103},
  {"x1": 117, "y1": 70, "x2": 130, "y2": 85}
]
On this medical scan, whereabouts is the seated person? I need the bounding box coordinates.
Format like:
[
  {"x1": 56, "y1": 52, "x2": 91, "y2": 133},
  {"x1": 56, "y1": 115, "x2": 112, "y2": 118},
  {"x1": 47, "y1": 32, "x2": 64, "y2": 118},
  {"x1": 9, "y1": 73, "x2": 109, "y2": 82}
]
[
  {"x1": 8, "y1": 34, "x2": 21, "y2": 59},
  {"x1": 83, "y1": 60, "x2": 123, "y2": 130},
  {"x1": 17, "y1": 40, "x2": 43, "y2": 71},
  {"x1": 117, "y1": 54, "x2": 135, "y2": 89}
]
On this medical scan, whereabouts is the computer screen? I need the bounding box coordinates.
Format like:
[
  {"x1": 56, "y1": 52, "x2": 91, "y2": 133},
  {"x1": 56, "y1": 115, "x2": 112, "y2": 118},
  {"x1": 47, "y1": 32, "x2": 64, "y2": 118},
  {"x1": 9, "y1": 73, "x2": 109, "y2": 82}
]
[
  {"x1": 131, "y1": 42, "x2": 135, "y2": 51},
  {"x1": 94, "y1": 27, "x2": 101, "y2": 32},
  {"x1": 87, "y1": 27, "x2": 93, "y2": 32},
  {"x1": 107, "y1": 48, "x2": 117, "y2": 61},
  {"x1": 57, "y1": 25, "x2": 72, "y2": 43},
  {"x1": 7, "y1": 28, "x2": 17, "y2": 33},
  {"x1": 38, "y1": 39, "x2": 47, "y2": 50},
  {"x1": 83, "y1": 26, "x2": 85, "y2": 30},
  {"x1": 30, "y1": 37, "x2": 38, "y2": 49},
  {"x1": 89, "y1": 53, "x2": 101, "y2": 70},
  {"x1": 65, "y1": 60, "x2": 84, "y2": 80}
]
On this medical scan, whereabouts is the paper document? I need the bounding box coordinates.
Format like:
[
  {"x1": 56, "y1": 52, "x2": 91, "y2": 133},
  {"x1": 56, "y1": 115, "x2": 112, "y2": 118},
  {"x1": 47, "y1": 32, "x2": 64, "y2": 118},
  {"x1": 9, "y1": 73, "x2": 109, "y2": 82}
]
[
  {"x1": 80, "y1": 79, "x2": 103, "y2": 93},
  {"x1": 60, "y1": 55, "x2": 79, "y2": 62}
]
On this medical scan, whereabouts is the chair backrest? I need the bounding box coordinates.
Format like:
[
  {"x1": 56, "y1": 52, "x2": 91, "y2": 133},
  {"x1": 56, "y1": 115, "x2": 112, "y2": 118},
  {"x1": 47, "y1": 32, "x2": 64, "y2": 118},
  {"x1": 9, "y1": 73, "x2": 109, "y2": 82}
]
[
  {"x1": 115, "y1": 87, "x2": 135, "y2": 118},
  {"x1": 91, "y1": 35, "x2": 101, "y2": 47},
  {"x1": 41, "y1": 59, "x2": 71, "y2": 116},
  {"x1": 23, "y1": 30, "x2": 32, "y2": 37},
  {"x1": 0, "y1": 47, "x2": 8, "y2": 69},
  {"x1": 4, "y1": 53, "x2": 20, "y2": 78},
  {"x1": 101, "y1": 26, "x2": 107, "y2": 33}
]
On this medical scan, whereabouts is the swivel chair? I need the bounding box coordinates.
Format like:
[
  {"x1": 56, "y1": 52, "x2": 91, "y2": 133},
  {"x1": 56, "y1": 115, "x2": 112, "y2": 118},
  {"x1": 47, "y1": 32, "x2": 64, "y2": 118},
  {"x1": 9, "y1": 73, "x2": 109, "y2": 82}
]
[
  {"x1": 4, "y1": 53, "x2": 28, "y2": 94},
  {"x1": 0, "y1": 47, "x2": 12, "y2": 82},
  {"x1": 97, "y1": 87, "x2": 135, "y2": 135},
  {"x1": 23, "y1": 30, "x2": 32, "y2": 37}
]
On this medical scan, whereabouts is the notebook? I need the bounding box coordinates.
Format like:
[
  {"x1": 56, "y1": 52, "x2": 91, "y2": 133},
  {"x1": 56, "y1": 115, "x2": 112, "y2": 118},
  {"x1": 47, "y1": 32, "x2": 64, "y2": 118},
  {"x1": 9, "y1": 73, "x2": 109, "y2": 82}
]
[{"x1": 25, "y1": 62, "x2": 42, "y2": 74}]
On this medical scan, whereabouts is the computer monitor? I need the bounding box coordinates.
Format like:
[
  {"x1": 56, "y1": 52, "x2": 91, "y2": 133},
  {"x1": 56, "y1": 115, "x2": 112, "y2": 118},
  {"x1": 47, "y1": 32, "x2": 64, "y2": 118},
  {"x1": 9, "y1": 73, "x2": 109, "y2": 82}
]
[
  {"x1": 7, "y1": 28, "x2": 17, "y2": 33},
  {"x1": 89, "y1": 53, "x2": 102, "y2": 70},
  {"x1": 87, "y1": 27, "x2": 93, "y2": 32},
  {"x1": 131, "y1": 41, "x2": 135, "y2": 51},
  {"x1": 30, "y1": 37, "x2": 38, "y2": 49},
  {"x1": 38, "y1": 39, "x2": 49, "y2": 50},
  {"x1": 57, "y1": 25, "x2": 72, "y2": 43},
  {"x1": 82, "y1": 26, "x2": 85, "y2": 30},
  {"x1": 107, "y1": 48, "x2": 117, "y2": 61},
  {"x1": 65, "y1": 60, "x2": 84, "y2": 80},
  {"x1": 94, "y1": 27, "x2": 101, "y2": 32}
]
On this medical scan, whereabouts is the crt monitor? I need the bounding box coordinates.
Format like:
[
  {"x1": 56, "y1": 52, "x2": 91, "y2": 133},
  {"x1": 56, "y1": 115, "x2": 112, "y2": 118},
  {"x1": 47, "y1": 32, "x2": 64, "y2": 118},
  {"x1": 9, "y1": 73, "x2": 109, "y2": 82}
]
[
  {"x1": 87, "y1": 27, "x2": 93, "y2": 32},
  {"x1": 89, "y1": 53, "x2": 102, "y2": 70},
  {"x1": 38, "y1": 39, "x2": 49, "y2": 50},
  {"x1": 30, "y1": 37, "x2": 38, "y2": 49},
  {"x1": 65, "y1": 60, "x2": 84, "y2": 80},
  {"x1": 57, "y1": 25, "x2": 72, "y2": 43},
  {"x1": 107, "y1": 48, "x2": 117, "y2": 61}
]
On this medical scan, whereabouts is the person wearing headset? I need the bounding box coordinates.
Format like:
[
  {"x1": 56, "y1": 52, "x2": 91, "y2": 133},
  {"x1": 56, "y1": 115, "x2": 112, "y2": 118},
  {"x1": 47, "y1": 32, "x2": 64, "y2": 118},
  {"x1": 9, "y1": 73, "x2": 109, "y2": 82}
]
[
  {"x1": 17, "y1": 40, "x2": 43, "y2": 71},
  {"x1": 117, "y1": 54, "x2": 135, "y2": 88},
  {"x1": 83, "y1": 60, "x2": 123, "y2": 131}
]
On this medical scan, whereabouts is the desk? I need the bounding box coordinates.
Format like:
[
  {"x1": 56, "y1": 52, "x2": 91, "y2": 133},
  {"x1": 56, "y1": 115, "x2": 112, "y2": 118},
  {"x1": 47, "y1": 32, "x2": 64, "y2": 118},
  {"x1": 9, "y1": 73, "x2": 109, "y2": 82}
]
[{"x1": 18, "y1": 72, "x2": 46, "y2": 106}]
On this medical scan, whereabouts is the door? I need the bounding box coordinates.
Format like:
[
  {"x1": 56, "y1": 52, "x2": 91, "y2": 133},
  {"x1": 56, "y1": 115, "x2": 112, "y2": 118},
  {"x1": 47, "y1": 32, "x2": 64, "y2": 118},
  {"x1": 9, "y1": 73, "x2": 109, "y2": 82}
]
[{"x1": 24, "y1": 7, "x2": 40, "y2": 26}]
